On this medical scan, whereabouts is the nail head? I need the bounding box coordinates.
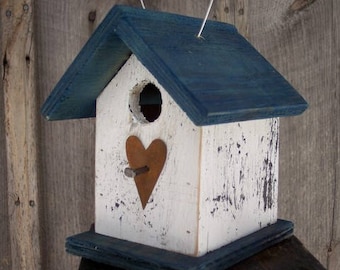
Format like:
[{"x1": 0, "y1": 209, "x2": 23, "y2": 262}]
[
  {"x1": 5, "y1": 10, "x2": 12, "y2": 17},
  {"x1": 23, "y1": 4, "x2": 29, "y2": 12},
  {"x1": 124, "y1": 166, "x2": 149, "y2": 178}
]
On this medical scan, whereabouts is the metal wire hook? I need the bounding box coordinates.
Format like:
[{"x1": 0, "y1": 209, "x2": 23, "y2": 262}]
[
  {"x1": 197, "y1": 0, "x2": 215, "y2": 38},
  {"x1": 140, "y1": 0, "x2": 146, "y2": 9}
]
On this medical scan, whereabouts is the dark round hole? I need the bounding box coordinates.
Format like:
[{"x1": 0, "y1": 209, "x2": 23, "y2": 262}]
[{"x1": 139, "y1": 83, "x2": 162, "y2": 122}]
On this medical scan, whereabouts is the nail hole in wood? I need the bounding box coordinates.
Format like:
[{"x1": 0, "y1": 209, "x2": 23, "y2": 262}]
[
  {"x1": 88, "y1": 10, "x2": 96, "y2": 22},
  {"x1": 15, "y1": 197, "x2": 20, "y2": 206}
]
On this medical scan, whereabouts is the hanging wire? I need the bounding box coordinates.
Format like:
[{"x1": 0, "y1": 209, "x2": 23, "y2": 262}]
[
  {"x1": 140, "y1": 0, "x2": 146, "y2": 9},
  {"x1": 197, "y1": 0, "x2": 214, "y2": 38}
]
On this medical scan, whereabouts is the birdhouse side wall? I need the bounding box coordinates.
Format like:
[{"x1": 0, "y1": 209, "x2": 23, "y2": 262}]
[
  {"x1": 95, "y1": 55, "x2": 201, "y2": 256},
  {"x1": 198, "y1": 118, "x2": 279, "y2": 255}
]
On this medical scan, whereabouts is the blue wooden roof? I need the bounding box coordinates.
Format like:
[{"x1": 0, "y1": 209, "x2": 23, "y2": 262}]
[{"x1": 41, "y1": 5, "x2": 307, "y2": 125}]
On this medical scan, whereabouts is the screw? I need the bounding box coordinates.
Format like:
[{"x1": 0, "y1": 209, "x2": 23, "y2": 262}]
[
  {"x1": 29, "y1": 200, "x2": 35, "y2": 207},
  {"x1": 124, "y1": 166, "x2": 149, "y2": 178}
]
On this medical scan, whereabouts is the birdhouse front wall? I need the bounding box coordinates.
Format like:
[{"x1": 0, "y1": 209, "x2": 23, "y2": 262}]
[
  {"x1": 95, "y1": 54, "x2": 279, "y2": 257},
  {"x1": 95, "y1": 55, "x2": 201, "y2": 256}
]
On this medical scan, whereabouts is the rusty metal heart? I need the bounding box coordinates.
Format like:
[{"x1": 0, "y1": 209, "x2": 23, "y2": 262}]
[{"x1": 126, "y1": 136, "x2": 167, "y2": 209}]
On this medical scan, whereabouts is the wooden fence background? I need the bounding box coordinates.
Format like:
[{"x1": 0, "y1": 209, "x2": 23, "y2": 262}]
[{"x1": 0, "y1": 0, "x2": 339, "y2": 269}]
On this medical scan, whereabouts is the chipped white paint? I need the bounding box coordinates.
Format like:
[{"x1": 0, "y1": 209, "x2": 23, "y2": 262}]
[
  {"x1": 95, "y1": 55, "x2": 201, "y2": 255},
  {"x1": 95, "y1": 54, "x2": 279, "y2": 256},
  {"x1": 198, "y1": 119, "x2": 279, "y2": 255}
]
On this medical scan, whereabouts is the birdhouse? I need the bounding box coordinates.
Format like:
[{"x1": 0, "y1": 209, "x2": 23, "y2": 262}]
[{"x1": 42, "y1": 5, "x2": 307, "y2": 269}]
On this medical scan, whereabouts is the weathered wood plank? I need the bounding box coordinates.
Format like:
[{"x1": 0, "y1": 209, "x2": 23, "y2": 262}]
[
  {"x1": 66, "y1": 220, "x2": 293, "y2": 270},
  {"x1": 78, "y1": 236, "x2": 326, "y2": 270},
  {"x1": 212, "y1": 0, "x2": 232, "y2": 25},
  {"x1": 245, "y1": 0, "x2": 336, "y2": 267},
  {"x1": 36, "y1": 0, "x2": 128, "y2": 269},
  {"x1": 0, "y1": 8, "x2": 11, "y2": 268},
  {"x1": 147, "y1": 0, "x2": 210, "y2": 17},
  {"x1": 2, "y1": 0, "x2": 42, "y2": 269},
  {"x1": 213, "y1": 0, "x2": 247, "y2": 38},
  {"x1": 231, "y1": 235, "x2": 326, "y2": 270},
  {"x1": 328, "y1": 0, "x2": 340, "y2": 268},
  {"x1": 0, "y1": 97, "x2": 11, "y2": 269},
  {"x1": 41, "y1": 5, "x2": 307, "y2": 124}
]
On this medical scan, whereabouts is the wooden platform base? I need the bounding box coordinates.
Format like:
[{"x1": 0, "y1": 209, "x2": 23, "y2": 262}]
[
  {"x1": 78, "y1": 236, "x2": 325, "y2": 270},
  {"x1": 66, "y1": 220, "x2": 294, "y2": 270}
]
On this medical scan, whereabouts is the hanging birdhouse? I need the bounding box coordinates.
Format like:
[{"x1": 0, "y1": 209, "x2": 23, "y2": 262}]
[{"x1": 41, "y1": 5, "x2": 307, "y2": 269}]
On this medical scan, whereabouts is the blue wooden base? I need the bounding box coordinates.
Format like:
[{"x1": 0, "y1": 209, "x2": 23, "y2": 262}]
[{"x1": 66, "y1": 220, "x2": 293, "y2": 270}]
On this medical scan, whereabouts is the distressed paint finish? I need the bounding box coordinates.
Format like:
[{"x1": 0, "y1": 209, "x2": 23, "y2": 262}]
[
  {"x1": 95, "y1": 55, "x2": 201, "y2": 255},
  {"x1": 199, "y1": 118, "x2": 279, "y2": 255},
  {"x1": 0, "y1": 0, "x2": 328, "y2": 268},
  {"x1": 95, "y1": 55, "x2": 279, "y2": 256},
  {"x1": 41, "y1": 5, "x2": 307, "y2": 124},
  {"x1": 66, "y1": 220, "x2": 294, "y2": 269}
]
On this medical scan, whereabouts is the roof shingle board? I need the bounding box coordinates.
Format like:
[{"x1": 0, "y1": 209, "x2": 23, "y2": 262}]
[{"x1": 41, "y1": 5, "x2": 307, "y2": 125}]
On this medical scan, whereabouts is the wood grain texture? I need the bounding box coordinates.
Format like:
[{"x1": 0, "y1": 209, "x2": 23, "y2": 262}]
[
  {"x1": 199, "y1": 118, "x2": 279, "y2": 254},
  {"x1": 95, "y1": 55, "x2": 202, "y2": 255},
  {"x1": 213, "y1": 0, "x2": 247, "y2": 38},
  {"x1": 41, "y1": 5, "x2": 307, "y2": 125},
  {"x1": 79, "y1": 236, "x2": 326, "y2": 270},
  {"x1": 2, "y1": 0, "x2": 42, "y2": 269},
  {"x1": 244, "y1": 0, "x2": 337, "y2": 267},
  {"x1": 35, "y1": 1, "x2": 117, "y2": 269},
  {"x1": 230, "y1": 235, "x2": 325, "y2": 270},
  {"x1": 0, "y1": 89, "x2": 11, "y2": 270},
  {"x1": 0, "y1": 8, "x2": 11, "y2": 269},
  {"x1": 66, "y1": 220, "x2": 293, "y2": 270},
  {"x1": 328, "y1": 1, "x2": 340, "y2": 268}
]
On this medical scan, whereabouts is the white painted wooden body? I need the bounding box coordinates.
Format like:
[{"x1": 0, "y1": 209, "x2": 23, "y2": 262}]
[{"x1": 95, "y1": 55, "x2": 278, "y2": 256}]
